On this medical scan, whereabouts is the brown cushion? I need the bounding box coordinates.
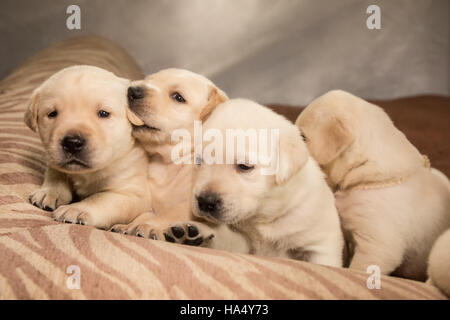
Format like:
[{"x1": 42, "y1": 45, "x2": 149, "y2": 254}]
[{"x1": 269, "y1": 95, "x2": 450, "y2": 178}]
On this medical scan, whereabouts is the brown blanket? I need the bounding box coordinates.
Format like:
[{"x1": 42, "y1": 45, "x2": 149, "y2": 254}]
[{"x1": 0, "y1": 36, "x2": 447, "y2": 299}]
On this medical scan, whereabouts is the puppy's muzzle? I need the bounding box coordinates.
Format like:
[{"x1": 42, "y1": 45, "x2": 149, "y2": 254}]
[
  {"x1": 196, "y1": 192, "x2": 222, "y2": 219},
  {"x1": 127, "y1": 86, "x2": 145, "y2": 103},
  {"x1": 61, "y1": 134, "x2": 85, "y2": 155}
]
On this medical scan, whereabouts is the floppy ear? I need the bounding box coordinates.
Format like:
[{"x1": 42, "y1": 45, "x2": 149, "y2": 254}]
[
  {"x1": 275, "y1": 128, "x2": 309, "y2": 185},
  {"x1": 199, "y1": 86, "x2": 228, "y2": 122},
  {"x1": 307, "y1": 116, "x2": 354, "y2": 165},
  {"x1": 24, "y1": 88, "x2": 40, "y2": 132}
]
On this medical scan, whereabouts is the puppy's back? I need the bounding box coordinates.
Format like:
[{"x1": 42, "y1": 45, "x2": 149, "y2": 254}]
[{"x1": 427, "y1": 229, "x2": 450, "y2": 297}]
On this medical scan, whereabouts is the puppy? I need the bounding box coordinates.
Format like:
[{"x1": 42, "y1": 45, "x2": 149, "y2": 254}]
[
  {"x1": 180, "y1": 99, "x2": 344, "y2": 266},
  {"x1": 296, "y1": 90, "x2": 450, "y2": 280},
  {"x1": 25, "y1": 65, "x2": 151, "y2": 229},
  {"x1": 110, "y1": 68, "x2": 246, "y2": 251},
  {"x1": 427, "y1": 229, "x2": 450, "y2": 297}
]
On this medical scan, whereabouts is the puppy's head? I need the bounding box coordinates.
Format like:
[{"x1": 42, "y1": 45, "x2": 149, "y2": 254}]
[
  {"x1": 296, "y1": 90, "x2": 424, "y2": 188},
  {"x1": 24, "y1": 65, "x2": 133, "y2": 173},
  {"x1": 192, "y1": 99, "x2": 309, "y2": 224},
  {"x1": 125, "y1": 68, "x2": 228, "y2": 145},
  {"x1": 295, "y1": 90, "x2": 356, "y2": 167}
]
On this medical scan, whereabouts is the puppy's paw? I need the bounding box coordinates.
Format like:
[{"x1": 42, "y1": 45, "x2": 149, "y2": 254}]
[
  {"x1": 29, "y1": 187, "x2": 72, "y2": 211},
  {"x1": 163, "y1": 222, "x2": 215, "y2": 247},
  {"x1": 134, "y1": 224, "x2": 164, "y2": 240},
  {"x1": 52, "y1": 205, "x2": 94, "y2": 227},
  {"x1": 110, "y1": 222, "x2": 163, "y2": 240},
  {"x1": 109, "y1": 223, "x2": 131, "y2": 234}
]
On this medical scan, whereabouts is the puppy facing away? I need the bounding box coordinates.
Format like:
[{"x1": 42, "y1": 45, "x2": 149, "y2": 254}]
[
  {"x1": 25, "y1": 65, "x2": 151, "y2": 229},
  {"x1": 427, "y1": 229, "x2": 450, "y2": 297},
  {"x1": 174, "y1": 99, "x2": 344, "y2": 267},
  {"x1": 296, "y1": 90, "x2": 450, "y2": 280},
  {"x1": 110, "y1": 68, "x2": 245, "y2": 251}
]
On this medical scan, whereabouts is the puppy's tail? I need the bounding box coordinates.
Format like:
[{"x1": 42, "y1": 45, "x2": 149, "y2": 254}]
[{"x1": 427, "y1": 229, "x2": 450, "y2": 297}]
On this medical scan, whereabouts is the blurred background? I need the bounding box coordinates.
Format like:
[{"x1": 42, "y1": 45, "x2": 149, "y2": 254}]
[{"x1": 0, "y1": 0, "x2": 448, "y2": 105}]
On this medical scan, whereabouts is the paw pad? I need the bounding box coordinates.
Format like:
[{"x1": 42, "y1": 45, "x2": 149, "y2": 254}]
[
  {"x1": 187, "y1": 225, "x2": 199, "y2": 237},
  {"x1": 164, "y1": 233, "x2": 175, "y2": 242},
  {"x1": 163, "y1": 223, "x2": 214, "y2": 247},
  {"x1": 183, "y1": 237, "x2": 204, "y2": 246},
  {"x1": 171, "y1": 226, "x2": 185, "y2": 238}
]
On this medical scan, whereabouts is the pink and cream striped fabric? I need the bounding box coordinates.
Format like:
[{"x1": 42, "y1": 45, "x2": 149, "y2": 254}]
[{"x1": 0, "y1": 36, "x2": 446, "y2": 299}]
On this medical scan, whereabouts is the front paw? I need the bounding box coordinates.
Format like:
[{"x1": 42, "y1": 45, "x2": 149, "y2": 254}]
[
  {"x1": 29, "y1": 187, "x2": 72, "y2": 211},
  {"x1": 52, "y1": 205, "x2": 94, "y2": 227},
  {"x1": 110, "y1": 223, "x2": 132, "y2": 234},
  {"x1": 111, "y1": 222, "x2": 164, "y2": 240},
  {"x1": 163, "y1": 222, "x2": 215, "y2": 247},
  {"x1": 134, "y1": 224, "x2": 164, "y2": 240}
]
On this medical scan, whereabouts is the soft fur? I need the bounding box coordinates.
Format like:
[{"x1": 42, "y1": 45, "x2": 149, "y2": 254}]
[
  {"x1": 109, "y1": 68, "x2": 245, "y2": 251},
  {"x1": 25, "y1": 65, "x2": 151, "y2": 229},
  {"x1": 184, "y1": 99, "x2": 344, "y2": 266},
  {"x1": 296, "y1": 90, "x2": 450, "y2": 280},
  {"x1": 427, "y1": 229, "x2": 450, "y2": 297}
]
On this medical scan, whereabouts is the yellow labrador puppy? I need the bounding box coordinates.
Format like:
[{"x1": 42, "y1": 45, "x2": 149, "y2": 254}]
[
  {"x1": 296, "y1": 90, "x2": 450, "y2": 280},
  {"x1": 110, "y1": 69, "x2": 246, "y2": 252},
  {"x1": 176, "y1": 99, "x2": 344, "y2": 266},
  {"x1": 427, "y1": 229, "x2": 450, "y2": 297},
  {"x1": 25, "y1": 65, "x2": 151, "y2": 229}
]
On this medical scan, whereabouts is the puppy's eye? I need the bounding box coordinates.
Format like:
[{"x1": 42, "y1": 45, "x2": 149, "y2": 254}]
[
  {"x1": 98, "y1": 110, "x2": 110, "y2": 118},
  {"x1": 301, "y1": 133, "x2": 307, "y2": 142},
  {"x1": 237, "y1": 164, "x2": 254, "y2": 172},
  {"x1": 171, "y1": 92, "x2": 186, "y2": 103},
  {"x1": 48, "y1": 110, "x2": 58, "y2": 118}
]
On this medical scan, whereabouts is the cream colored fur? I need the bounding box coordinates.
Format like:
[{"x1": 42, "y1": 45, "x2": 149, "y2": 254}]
[
  {"x1": 427, "y1": 229, "x2": 450, "y2": 297},
  {"x1": 109, "y1": 68, "x2": 247, "y2": 251},
  {"x1": 25, "y1": 65, "x2": 151, "y2": 229},
  {"x1": 296, "y1": 90, "x2": 450, "y2": 280},
  {"x1": 189, "y1": 99, "x2": 344, "y2": 266}
]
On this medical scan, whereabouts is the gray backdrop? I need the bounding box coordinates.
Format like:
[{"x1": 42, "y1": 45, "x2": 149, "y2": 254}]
[{"x1": 1, "y1": 0, "x2": 449, "y2": 105}]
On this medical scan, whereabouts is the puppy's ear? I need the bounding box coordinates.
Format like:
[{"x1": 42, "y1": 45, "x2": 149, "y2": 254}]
[
  {"x1": 199, "y1": 86, "x2": 228, "y2": 122},
  {"x1": 275, "y1": 128, "x2": 309, "y2": 185},
  {"x1": 126, "y1": 108, "x2": 145, "y2": 126},
  {"x1": 307, "y1": 116, "x2": 354, "y2": 165},
  {"x1": 24, "y1": 88, "x2": 40, "y2": 132}
]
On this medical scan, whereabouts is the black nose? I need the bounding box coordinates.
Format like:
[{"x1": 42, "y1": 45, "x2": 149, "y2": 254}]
[
  {"x1": 61, "y1": 135, "x2": 85, "y2": 154},
  {"x1": 197, "y1": 193, "x2": 222, "y2": 216},
  {"x1": 127, "y1": 86, "x2": 145, "y2": 102}
]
